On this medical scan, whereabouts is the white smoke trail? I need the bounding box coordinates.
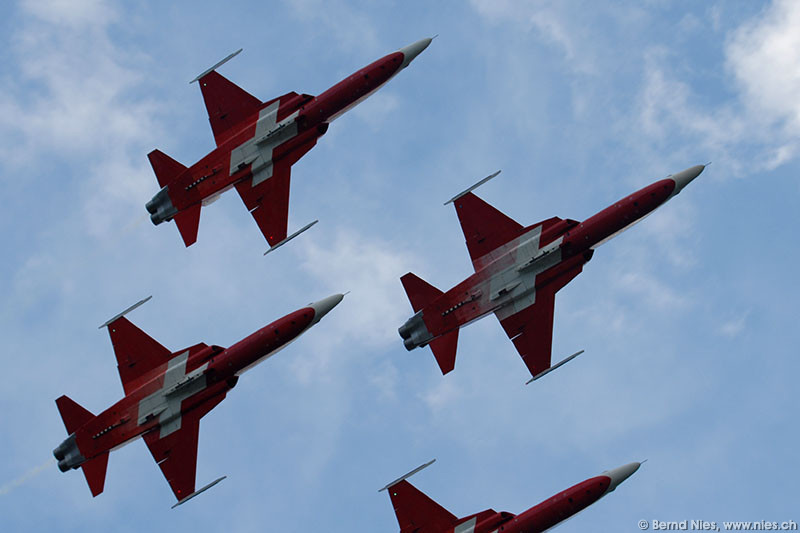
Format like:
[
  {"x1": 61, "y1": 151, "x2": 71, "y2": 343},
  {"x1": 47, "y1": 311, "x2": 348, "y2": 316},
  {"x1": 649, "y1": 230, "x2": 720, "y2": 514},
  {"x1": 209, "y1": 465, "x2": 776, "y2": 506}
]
[
  {"x1": 0, "y1": 458, "x2": 56, "y2": 496},
  {"x1": 119, "y1": 212, "x2": 149, "y2": 236}
]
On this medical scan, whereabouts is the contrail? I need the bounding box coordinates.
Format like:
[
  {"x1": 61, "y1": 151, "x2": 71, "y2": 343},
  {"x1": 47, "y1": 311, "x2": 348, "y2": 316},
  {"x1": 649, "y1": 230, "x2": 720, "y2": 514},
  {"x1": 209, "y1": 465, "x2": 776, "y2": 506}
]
[
  {"x1": 120, "y1": 212, "x2": 149, "y2": 236},
  {"x1": 0, "y1": 458, "x2": 55, "y2": 496}
]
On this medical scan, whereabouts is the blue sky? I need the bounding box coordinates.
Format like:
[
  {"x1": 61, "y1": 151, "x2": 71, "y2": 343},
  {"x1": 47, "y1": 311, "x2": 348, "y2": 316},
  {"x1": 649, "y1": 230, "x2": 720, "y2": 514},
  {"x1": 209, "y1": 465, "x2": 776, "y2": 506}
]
[{"x1": 1, "y1": 0, "x2": 798, "y2": 531}]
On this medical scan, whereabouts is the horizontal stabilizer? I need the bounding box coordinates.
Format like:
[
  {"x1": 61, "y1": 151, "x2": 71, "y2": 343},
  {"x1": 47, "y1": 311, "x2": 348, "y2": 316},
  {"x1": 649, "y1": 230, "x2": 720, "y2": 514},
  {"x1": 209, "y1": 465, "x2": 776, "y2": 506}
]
[
  {"x1": 174, "y1": 203, "x2": 202, "y2": 247},
  {"x1": 55, "y1": 395, "x2": 95, "y2": 435},
  {"x1": 429, "y1": 329, "x2": 458, "y2": 375},
  {"x1": 81, "y1": 452, "x2": 109, "y2": 497},
  {"x1": 148, "y1": 150, "x2": 187, "y2": 188},
  {"x1": 400, "y1": 273, "x2": 443, "y2": 313}
]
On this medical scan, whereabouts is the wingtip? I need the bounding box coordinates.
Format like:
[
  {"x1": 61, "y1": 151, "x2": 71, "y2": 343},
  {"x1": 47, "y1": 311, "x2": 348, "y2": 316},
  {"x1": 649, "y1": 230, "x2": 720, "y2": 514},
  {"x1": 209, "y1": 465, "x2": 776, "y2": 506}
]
[
  {"x1": 171, "y1": 476, "x2": 227, "y2": 509},
  {"x1": 99, "y1": 296, "x2": 153, "y2": 329},
  {"x1": 190, "y1": 48, "x2": 243, "y2": 84},
  {"x1": 379, "y1": 459, "x2": 436, "y2": 492},
  {"x1": 263, "y1": 220, "x2": 318, "y2": 256},
  {"x1": 525, "y1": 349, "x2": 585, "y2": 384},
  {"x1": 444, "y1": 170, "x2": 502, "y2": 205}
]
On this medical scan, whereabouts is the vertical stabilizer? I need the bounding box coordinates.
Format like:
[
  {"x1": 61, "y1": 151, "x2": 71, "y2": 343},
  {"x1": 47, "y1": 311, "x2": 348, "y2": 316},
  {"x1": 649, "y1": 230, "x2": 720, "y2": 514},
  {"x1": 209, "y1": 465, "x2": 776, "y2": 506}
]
[
  {"x1": 173, "y1": 203, "x2": 202, "y2": 247},
  {"x1": 55, "y1": 395, "x2": 94, "y2": 434},
  {"x1": 429, "y1": 329, "x2": 459, "y2": 375},
  {"x1": 54, "y1": 396, "x2": 109, "y2": 496},
  {"x1": 81, "y1": 452, "x2": 109, "y2": 497},
  {"x1": 400, "y1": 273, "x2": 443, "y2": 313},
  {"x1": 147, "y1": 149, "x2": 187, "y2": 188}
]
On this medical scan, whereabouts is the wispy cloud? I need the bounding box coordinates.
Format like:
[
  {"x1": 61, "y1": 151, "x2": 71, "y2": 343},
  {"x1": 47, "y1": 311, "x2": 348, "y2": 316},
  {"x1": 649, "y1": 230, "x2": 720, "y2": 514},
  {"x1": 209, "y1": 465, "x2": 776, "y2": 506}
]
[
  {"x1": 633, "y1": 1, "x2": 800, "y2": 175},
  {"x1": 0, "y1": 0, "x2": 163, "y2": 242},
  {"x1": 297, "y1": 228, "x2": 418, "y2": 348},
  {"x1": 285, "y1": 0, "x2": 380, "y2": 54},
  {"x1": 718, "y1": 312, "x2": 749, "y2": 338},
  {"x1": 726, "y1": 0, "x2": 800, "y2": 168}
]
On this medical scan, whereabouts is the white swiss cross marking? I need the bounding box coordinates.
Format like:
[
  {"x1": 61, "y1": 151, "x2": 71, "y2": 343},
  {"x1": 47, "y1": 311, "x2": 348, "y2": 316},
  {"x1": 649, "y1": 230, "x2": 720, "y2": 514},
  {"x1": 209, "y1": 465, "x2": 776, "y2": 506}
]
[
  {"x1": 454, "y1": 517, "x2": 477, "y2": 533},
  {"x1": 491, "y1": 225, "x2": 564, "y2": 322},
  {"x1": 137, "y1": 351, "x2": 209, "y2": 439},
  {"x1": 228, "y1": 101, "x2": 300, "y2": 187}
]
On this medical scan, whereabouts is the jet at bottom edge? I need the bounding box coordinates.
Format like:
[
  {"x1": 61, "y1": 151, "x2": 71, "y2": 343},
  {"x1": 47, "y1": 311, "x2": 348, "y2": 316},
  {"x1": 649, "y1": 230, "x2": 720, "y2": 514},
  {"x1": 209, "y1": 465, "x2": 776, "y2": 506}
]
[{"x1": 381, "y1": 459, "x2": 641, "y2": 532}]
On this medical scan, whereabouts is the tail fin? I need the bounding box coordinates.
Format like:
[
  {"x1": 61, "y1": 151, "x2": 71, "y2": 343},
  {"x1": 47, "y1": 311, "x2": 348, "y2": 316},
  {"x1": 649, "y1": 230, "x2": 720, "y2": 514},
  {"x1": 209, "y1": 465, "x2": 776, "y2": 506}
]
[
  {"x1": 55, "y1": 395, "x2": 95, "y2": 434},
  {"x1": 148, "y1": 149, "x2": 187, "y2": 188},
  {"x1": 55, "y1": 396, "x2": 109, "y2": 496},
  {"x1": 173, "y1": 203, "x2": 202, "y2": 247},
  {"x1": 429, "y1": 329, "x2": 459, "y2": 375},
  {"x1": 400, "y1": 273, "x2": 443, "y2": 313},
  {"x1": 400, "y1": 273, "x2": 458, "y2": 374},
  {"x1": 81, "y1": 452, "x2": 109, "y2": 497}
]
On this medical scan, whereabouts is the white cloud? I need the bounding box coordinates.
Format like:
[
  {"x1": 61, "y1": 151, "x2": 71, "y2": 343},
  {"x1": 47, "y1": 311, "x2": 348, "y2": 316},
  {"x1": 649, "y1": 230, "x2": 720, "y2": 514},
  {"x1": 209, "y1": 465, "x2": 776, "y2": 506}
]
[
  {"x1": 634, "y1": 49, "x2": 749, "y2": 173},
  {"x1": 718, "y1": 312, "x2": 749, "y2": 338},
  {"x1": 20, "y1": 0, "x2": 115, "y2": 28},
  {"x1": 727, "y1": 0, "x2": 800, "y2": 134},
  {"x1": 633, "y1": 1, "x2": 800, "y2": 175},
  {"x1": 723, "y1": 0, "x2": 800, "y2": 170},
  {"x1": 0, "y1": 0, "x2": 163, "y2": 241},
  {"x1": 468, "y1": 0, "x2": 800, "y2": 175},
  {"x1": 286, "y1": 0, "x2": 380, "y2": 54},
  {"x1": 420, "y1": 378, "x2": 462, "y2": 414},
  {"x1": 297, "y1": 228, "x2": 418, "y2": 348},
  {"x1": 469, "y1": 0, "x2": 600, "y2": 74},
  {"x1": 350, "y1": 91, "x2": 400, "y2": 131},
  {"x1": 0, "y1": 6, "x2": 158, "y2": 160},
  {"x1": 614, "y1": 270, "x2": 688, "y2": 310}
]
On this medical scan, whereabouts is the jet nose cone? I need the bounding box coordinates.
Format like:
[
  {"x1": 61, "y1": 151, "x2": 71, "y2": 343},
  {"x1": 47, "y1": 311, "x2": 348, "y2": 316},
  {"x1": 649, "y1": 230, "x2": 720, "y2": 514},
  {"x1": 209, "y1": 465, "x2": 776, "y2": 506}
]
[
  {"x1": 399, "y1": 37, "x2": 433, "y2": 69},
  {"x1": 602, "y1": 462, "x2": 641, "y2": 493},
  {"x1": 670, "y1": 164, "x2": 706, "y2": 195},
  {"x1": 310, "y1": 293, "x2": 345, "y2": 324}
]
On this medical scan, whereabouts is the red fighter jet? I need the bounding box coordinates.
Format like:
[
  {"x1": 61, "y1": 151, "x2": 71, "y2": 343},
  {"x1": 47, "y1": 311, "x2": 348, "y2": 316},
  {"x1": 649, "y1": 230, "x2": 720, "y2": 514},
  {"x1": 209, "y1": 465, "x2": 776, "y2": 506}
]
[
  {"x1": 381, "y1": 459, "x2": 641, "y2": 533},
  {"x1": 399, "y1": 165, "x2": 706, "y2": 382},
  {"x1": 53, "y1": 293, "x2": 344, "y2": 507},
  {"x1": 146, "y1": 38, "x2": 432, "y2": 252}
]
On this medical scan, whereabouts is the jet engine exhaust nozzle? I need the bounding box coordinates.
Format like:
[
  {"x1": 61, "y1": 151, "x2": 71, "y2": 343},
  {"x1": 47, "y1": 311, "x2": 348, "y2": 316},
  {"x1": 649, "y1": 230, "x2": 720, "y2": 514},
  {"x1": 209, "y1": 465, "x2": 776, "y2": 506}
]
[
  {"x1": 53, "y1": 434, "x2": 85, "y2": 472},
  {"x1": 146, "y1": 187, "x2": 178, "y2": 226},
  {"x1": 398, "y1": 312, "x2": 433, "y2": 351}
]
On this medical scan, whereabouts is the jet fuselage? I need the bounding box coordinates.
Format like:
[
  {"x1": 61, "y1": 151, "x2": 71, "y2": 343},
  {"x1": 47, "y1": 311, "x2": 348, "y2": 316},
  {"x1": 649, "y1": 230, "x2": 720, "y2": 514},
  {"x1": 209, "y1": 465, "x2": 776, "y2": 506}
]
[
  {"x1": 53, "y1": 294, "x2": 343, "y2": 501},
  {"x1": 383, "y1": 461, "x2": 641, "y2": 533},
  {"x1": 145, "y1": 38, "x2": 432, "y2": 248},
  {"x1": 164, "y1": 48, "x2": 409, "y2": 212},
  {"x1": 400, "y1": 166, "x2": 705, "y2": 352}
]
